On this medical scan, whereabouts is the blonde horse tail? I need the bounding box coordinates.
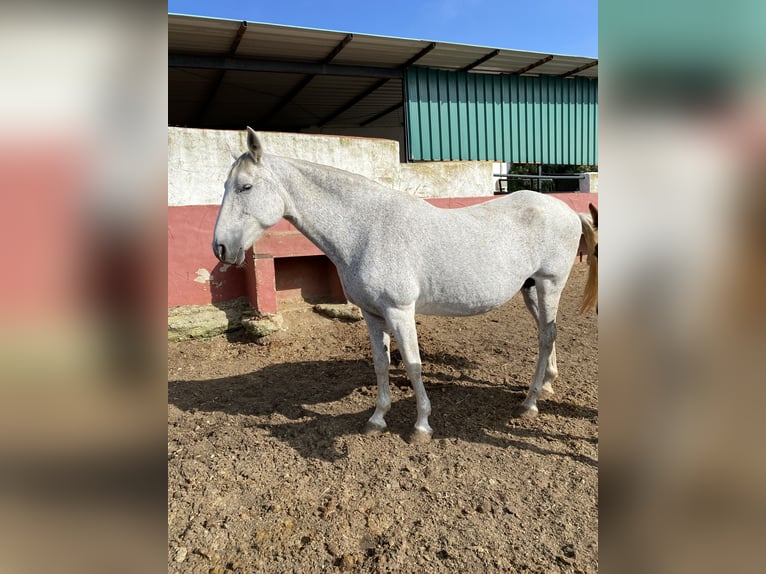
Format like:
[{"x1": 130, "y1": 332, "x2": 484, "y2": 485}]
[{"x1": 578, "y1": 203, "x2": 599, "y2": 314}]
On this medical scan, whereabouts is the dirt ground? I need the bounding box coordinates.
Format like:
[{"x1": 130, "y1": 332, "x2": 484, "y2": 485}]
[{"x1": 168, "y1": 262, "x2": 598, "y2": 573}]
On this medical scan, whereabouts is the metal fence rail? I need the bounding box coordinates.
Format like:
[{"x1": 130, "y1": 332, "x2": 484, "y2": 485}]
[{"x1": 493, "y1": 173, "x2": 585, "y2": 193}]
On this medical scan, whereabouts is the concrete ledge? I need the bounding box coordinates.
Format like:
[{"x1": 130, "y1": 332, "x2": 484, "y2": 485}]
[{"x1": 578, "y1": 172, "x2": 599, "y2": 193}]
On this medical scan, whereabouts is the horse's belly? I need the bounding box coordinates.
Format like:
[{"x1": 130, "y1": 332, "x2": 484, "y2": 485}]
[
  {"x1": 413, "y1": 250, "x2": 527, "y2": 316},
  {"x1": 415, "y1": 286, "x2": 516, "y2": 317},
  {"x1": 338, "y1": 248, "x2": 529, "y2": 317},
  {"x1": 415, "y1": 301, "x2": 504, "y2": 317}
]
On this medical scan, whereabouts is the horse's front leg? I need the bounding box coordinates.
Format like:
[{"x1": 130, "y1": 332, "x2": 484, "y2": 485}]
[
  {"x1": 362, "y1": 311, "x2": 392, "y2": 435},
  {"x1": 384, "y1": 305, "x2": 432, "y2": 444}
]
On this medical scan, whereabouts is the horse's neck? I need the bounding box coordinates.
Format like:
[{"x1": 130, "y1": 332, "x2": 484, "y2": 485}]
[{"x1": 274, "y1": 156, "x2": 393, "y2": 266}]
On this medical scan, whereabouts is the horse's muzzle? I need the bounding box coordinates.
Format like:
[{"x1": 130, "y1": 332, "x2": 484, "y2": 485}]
[
  {"x1": 213, "y1": 242, "x2": 231, "y2": 263},
  {"x1": 214, "y1": 242, "x2": 245, "y2": 266}
]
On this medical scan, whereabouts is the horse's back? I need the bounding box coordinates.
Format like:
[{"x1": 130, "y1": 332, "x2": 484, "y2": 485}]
[
  {"x1": 427, "y1": 190, "x2": 581, "y2": 269},
  {"x1": 479, "y1": 190, "x2": 581, "y2": 266},
  {"x1": 475, "y1": 190, "x2": 579, "y2": 228}
]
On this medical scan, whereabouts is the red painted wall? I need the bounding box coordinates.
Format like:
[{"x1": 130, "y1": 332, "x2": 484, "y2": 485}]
[
  {"x1": 167, "y1": 193, "x2": 598, "y2": 308},
  {"x1": 167, "y1": 205, "x2": 247, "y2": 306}
]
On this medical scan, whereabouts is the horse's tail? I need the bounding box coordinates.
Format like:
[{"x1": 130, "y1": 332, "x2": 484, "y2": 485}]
[{"x1": 578, "y1": 203, "x2": 599, "y2": 314}]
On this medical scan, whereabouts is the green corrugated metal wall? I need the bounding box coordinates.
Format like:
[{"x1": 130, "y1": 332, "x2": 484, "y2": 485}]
[{"x1": 404, "y1": 67, "x2": 598, "y2": 165}]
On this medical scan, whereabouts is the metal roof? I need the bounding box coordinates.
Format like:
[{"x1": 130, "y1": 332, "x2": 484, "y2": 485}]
[{"x1": 169, "y1": 14, "x2": 598, "y2": 132}]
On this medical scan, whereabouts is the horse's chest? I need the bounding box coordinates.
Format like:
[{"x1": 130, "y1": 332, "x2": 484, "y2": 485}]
[{"x1": 337, "y1": 262, "x2": 418, "y2": 308}]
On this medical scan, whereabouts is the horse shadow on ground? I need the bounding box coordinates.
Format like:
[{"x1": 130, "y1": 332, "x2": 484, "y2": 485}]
[{"x1": 168, "y1": 356, "x2": 597, "y2": 468}]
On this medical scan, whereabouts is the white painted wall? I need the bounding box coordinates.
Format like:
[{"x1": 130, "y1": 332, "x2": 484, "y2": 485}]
[
  {"x1": 168, "y1": 127, "x2": 494, "y2": 206},
  {"x1": 579, "y1": 172, "x2": 599, "y2": 193},
  {"x1": 398, "y1": 161, "x2": 496, "y2": 198},
  {"x1": 302, "y1": 126, "x2": 407, "y2": 162}
]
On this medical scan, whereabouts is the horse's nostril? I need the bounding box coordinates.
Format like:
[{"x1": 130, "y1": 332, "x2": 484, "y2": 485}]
[{"x1": 217, "y1": 244, "x2": 226, "y2": 261}]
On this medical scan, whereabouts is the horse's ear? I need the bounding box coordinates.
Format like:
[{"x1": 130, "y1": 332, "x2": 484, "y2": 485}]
[
  {"x1": 246, "y1": 126, "x2": 263, "y2": 163},
  {"x1": 588, "y1": 203, "x2": 598, "y2": 229}
]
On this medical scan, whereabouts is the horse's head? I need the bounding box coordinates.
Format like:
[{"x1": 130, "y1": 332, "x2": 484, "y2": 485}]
[{"x1": 212, "y1": 127, "x2": 286, "y2": 265}]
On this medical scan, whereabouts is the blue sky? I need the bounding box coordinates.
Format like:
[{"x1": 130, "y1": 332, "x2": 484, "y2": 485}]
[{"x1": 168, "y1": 0, "x2": 597, "y2": 58}]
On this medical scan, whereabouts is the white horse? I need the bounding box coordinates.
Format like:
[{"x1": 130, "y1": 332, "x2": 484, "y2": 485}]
[{"x1": 213, "y1": 128, "x2": 598, "y2": 443}]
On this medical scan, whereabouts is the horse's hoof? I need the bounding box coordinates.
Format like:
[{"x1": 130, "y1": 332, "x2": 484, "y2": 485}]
[
  {"x1": 539, "y1": 383, "x2": 555, "y2": 399},
  {"x1": 363, "y1": 421, "x2": 386, "y2": 436},
  {"x1": 514, "y1": 405, "x2": 539, "y2": 419},
  {"x1": 408, "y1": 428, "x2": 433, "y2": 445}
]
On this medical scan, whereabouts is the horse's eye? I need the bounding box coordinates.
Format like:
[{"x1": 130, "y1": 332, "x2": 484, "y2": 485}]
[{"x1": 241, "y1": 183, "x2": 252, "y2": 192}]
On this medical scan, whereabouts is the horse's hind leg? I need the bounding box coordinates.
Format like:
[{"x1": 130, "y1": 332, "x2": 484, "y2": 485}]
[
  {"x1": 521, "y1": 281, "x2": 558, "y2": 399},
  {"x1": 361, "y1": 311, "x2": 392, "y2": 435},
  {"x1": 384, "y1": 305, "x2": 432, "y2": 444},
  {"x1": 517, "y1": 279, "x2": 564, "y2": 418}
]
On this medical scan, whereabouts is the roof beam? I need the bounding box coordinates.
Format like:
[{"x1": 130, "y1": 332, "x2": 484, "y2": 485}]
[
  {"x1": 460, "y1": 49, "x2": 500, "y2": 72},
  {"x1": 401, "y1": 42, "x2": 437, "y2": 67},
  {"x1": 323, "y1": 33, "x2": 354, "y2": 63},
  {"x1": 195, "y1": 21, "x2": 248, "y2": 125},
  {"x1": 264, "y1": 34, "x2": 354, "y2": 124},
  {"x1": 360, "y1": 101, "x2": 402, "y2": 127},
  {"x1": 317, "y1": 42, "x2": 435, "y2": 127},
  {"x1": 228, "y1": 20, "x2": 249, "y2": 53},
  {"x1": 558, "y1": 60, "x2": 598, "y2": 77},
  {"x1": 513, "y1": 54, "x2": 554, "y2": 75},
  {"x1": 169, "y1": 53, "x2": 402, "y2": 79}
]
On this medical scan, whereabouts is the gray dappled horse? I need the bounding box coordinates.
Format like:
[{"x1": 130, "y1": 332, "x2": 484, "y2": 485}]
[{"x1": 213, "y1": 128, "x2": 598, "y2": 443}]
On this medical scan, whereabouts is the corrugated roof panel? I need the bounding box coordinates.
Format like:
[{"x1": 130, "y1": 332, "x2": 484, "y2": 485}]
[
  {"x1": 169, "y1": 68, "x2": 220, "y2": 125},
  {"x1": 417, "y1": 44, "x2": 503, "y2": 69},
  {"x1": 211, "y1": 71, "x2": 300, "y2": 112},
  {"x1": 168, "y1": 16, "x2": 241, "y2": 55},
  {"x1": 333, "y1": 37, "x2": 433, "y2": 68},
  {"x1": 532, "y1": 57, "x2": 598, "y2": 77},
  {"x1": 326, "y1": 80, "x2": 404, "y2": 127},
  {"x1": 290, "y1": 76, "x2": 389, "y2": 124},
  {"x1": 471, "y1": 51, "x2": 551, "y2": 74},
  {"x1": 168, "y1": 14, "x2": 597, "y2": 150},
  {"x1": 168, "y1": 15, "x2": 597, "y2": 76},
  {"x1": 236, "y1": 28, "x2": 348, "y2": 61}
]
